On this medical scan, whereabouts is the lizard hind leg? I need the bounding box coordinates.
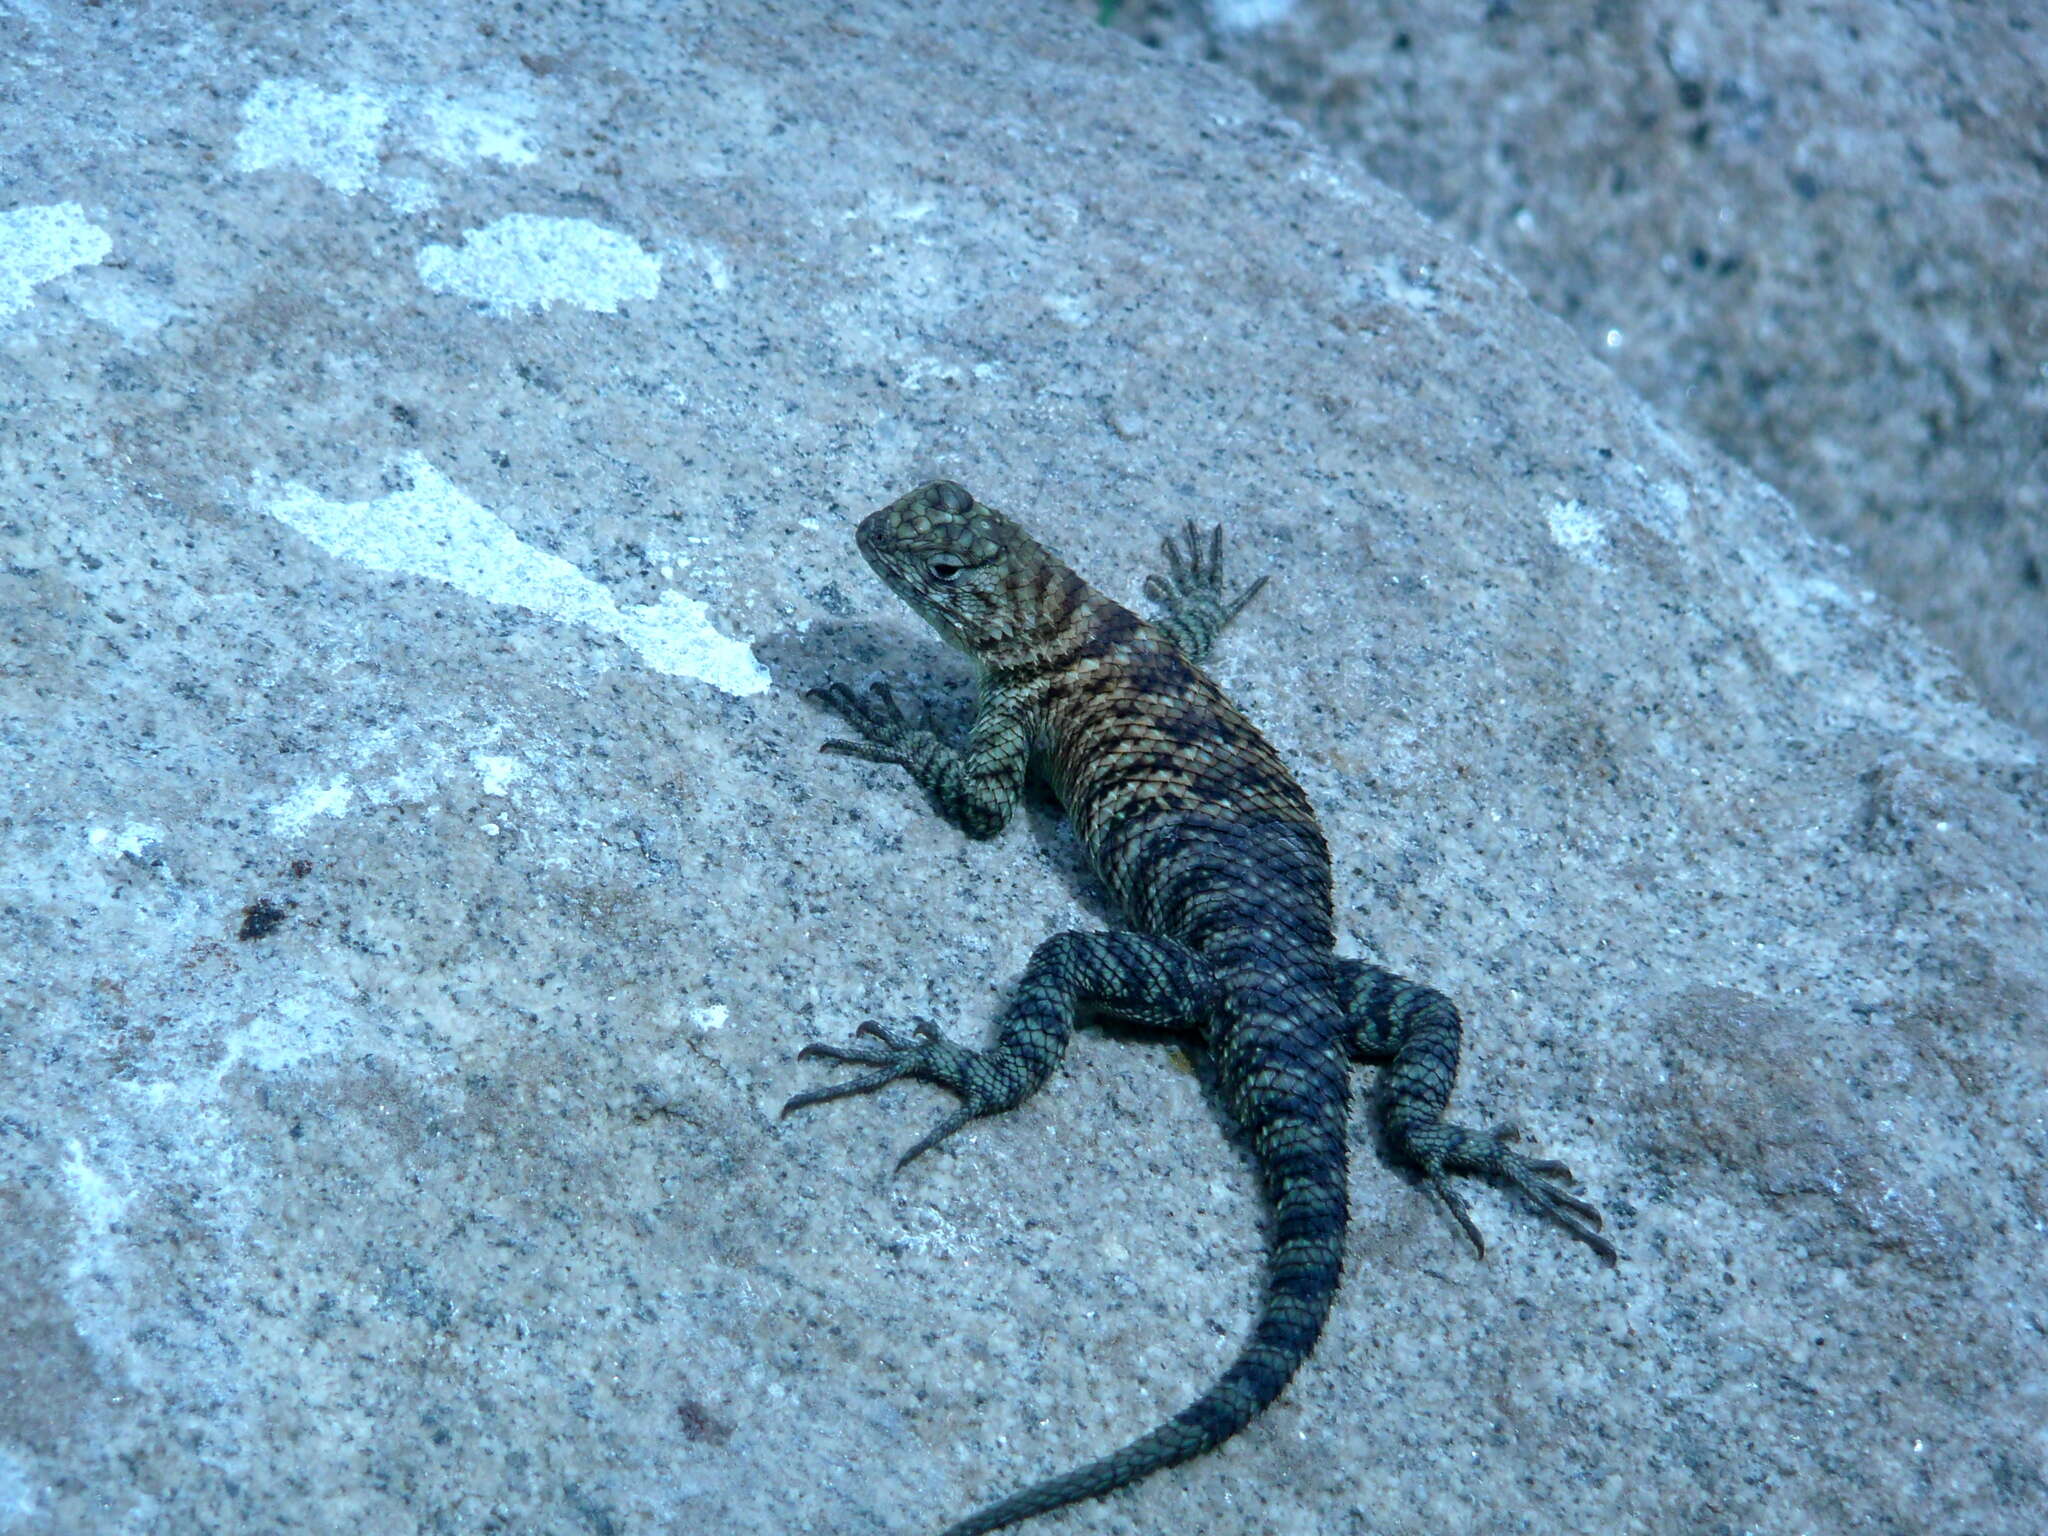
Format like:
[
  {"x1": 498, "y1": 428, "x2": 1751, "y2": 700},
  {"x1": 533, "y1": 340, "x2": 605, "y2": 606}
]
[
  {"x1": 1336, "y1": 959, "x2": 1617, "y2": 1263},
  {"x1": 783, "y1": 931, "x2": 1221, "y2": 1172}
]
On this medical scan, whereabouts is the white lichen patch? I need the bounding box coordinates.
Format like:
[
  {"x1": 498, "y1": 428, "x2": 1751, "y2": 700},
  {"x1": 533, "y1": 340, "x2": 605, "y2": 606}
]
[
  {"x1": 416, "y1": 214, "x2": 661, "y2": 315},
  {"x1": 1547, "y1": 497, "x2": 1611, "y2": 567},
  {"x1": 382, "y1": 176, "x2": 440, "y2": 216},
  {"x1": 1042, "y1": 292, "x2": 1093, "y2": 326},
  {"x1": 0, "y1": 1447, "x2": 37, "y2": 1526},
  {"x1": 269, "y1": 734, "x2": 524, "y2": 840},
  {"x1": 62, "y1": 1140, "x2": 128, "y2": 1260},
  {"x1": 1374, "y1": 254, "x2": 1439, "y2": 314},
  {"x1": 1212, "y1": 0, "x2": 1298, "y2": 29},
  {"x1": 233, "y1": 77, "x2": 546, "y2": 211},
  {"x1": 1627, "y1": 473, "x2": 1693, "y2": 542},
  {"x1": 612, "y1": 591, "x2": 770, "y2": 689},
  {"x1": 840, "y1": 190, "x2": 938, "y2": 226},
  {"x1": 87, "y1": 822, "x2": 163, "y2": 858},
  {"x1": 668, "y1": 237, "x2": 732, "y2": 294},
  {"x1": 123, "y1": 991, "x2": 354, "y2": 1120},
  {"x1": 419, "y1": 92, "x2": 540, "y2": 167},
  {"x1": 265, "y1": 454, "x2": 769, "y2": 694},
  {"x1": 471, "y1": 752, "x2": 526, "y2": 795},
  {"x1": 0, "y1": 202, "x2": 113, "y2": 316},
  {"x1": 234, "y1": 79, "x2": 389, "y2": 196},
  {"x1": 899, "y1": 356, "x2": 970, "y2": 391},
  {"x1": 209, "y1": 991, "x2": 351, "y2": 1079},
  {"x1": 72, "y1": 278, "x2": 184, "y2": 344},
  {"x1": 268, "y1": 774, "x2": 356, "y2": 838}
]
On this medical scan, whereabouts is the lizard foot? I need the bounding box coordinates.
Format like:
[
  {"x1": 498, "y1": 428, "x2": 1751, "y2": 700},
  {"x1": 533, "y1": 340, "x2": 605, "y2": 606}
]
[
  {"x1": 1142, "y1": 520, "x2": 1268, "y2": 662},
  {"x1": 1406, "y1": 1121, "x2": 1616, "y2": 1264},
  {"x1": 783, "y1": 1019, "x2": 999, "y2": 1169},
  {"x1": 810, "y1": 681, "x2": 922, "y2": 765}
]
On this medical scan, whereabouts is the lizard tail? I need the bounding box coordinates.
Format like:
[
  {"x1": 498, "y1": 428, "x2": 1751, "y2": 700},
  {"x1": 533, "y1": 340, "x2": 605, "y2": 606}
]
[{"x1": 938, "y1": 1118, "x2": 1347, "y2": 1536}]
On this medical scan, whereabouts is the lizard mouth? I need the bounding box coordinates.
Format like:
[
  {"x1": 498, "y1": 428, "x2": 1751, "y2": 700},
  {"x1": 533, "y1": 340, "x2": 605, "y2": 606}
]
[
  {"x1": 852, "y1": 511, "x2": 931, "y2": 622},
  {"x1": 852, "y1": 512, "x2": 897, "y2": 589}
]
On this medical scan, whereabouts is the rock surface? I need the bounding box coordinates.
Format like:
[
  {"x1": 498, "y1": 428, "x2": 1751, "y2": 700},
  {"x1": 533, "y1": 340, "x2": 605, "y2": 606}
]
[
  {"x1": 4, "y1": 3, "x2": 2042, "y2": 1534},
  {"x1": 1110, "y1": 0, "x2": 2048, "y2": 739}
]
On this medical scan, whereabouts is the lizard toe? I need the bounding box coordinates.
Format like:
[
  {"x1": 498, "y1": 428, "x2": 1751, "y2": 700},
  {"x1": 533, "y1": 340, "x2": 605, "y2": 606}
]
[
  {"x1": 1498, "y1": 1154, "x2": 1615, "y2": 1262},
  {"x1": 895, "y1": 1106, "x2": 976, "y2": 1169},
  {"x1": 1425, "y1": 1173, "x2": 1489, "y2": 1258}
]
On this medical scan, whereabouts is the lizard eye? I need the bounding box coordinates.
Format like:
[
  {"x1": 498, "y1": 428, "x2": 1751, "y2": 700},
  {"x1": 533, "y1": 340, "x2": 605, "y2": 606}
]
[{"x1": 927, "y1": 557, "x2": 963, "y2": 582}]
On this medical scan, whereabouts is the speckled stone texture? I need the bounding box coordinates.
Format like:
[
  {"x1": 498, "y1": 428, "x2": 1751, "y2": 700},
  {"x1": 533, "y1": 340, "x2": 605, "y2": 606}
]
[
  {"x1": 1110, "y1": 0, "x2": 2048, "y2": 741},
  {"x1": 2, "y1": 3, "x2": 2043, "y2": 1534}
]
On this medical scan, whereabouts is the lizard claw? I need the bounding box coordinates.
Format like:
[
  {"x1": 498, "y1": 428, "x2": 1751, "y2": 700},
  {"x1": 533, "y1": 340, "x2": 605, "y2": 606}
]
[
  {"x1": 1404, "y1": 1120, "x2": 1617, "y2": 1264},
  {"x1": 1143, "y1": 522, "x2": 1269, "y2": 662},
  {"x1": 1478, "y1": 1123, "x2": 1611, "y2": 1256},
  {"x1": 896, "y1": 1106, "x2": 975, "y2": 1169},
  {"x1": 1497, "y1": 1153, "x2": 1614, "y2": 1262},
  {"x1": 783, "y1": 1018, "x2": 1002, "y2": 1169},
  {"x1": 811, "y1": 680, "x2": 906, "y2": 729},
  {"x1": 813, "y1": 680, "x2": 921, "y2": 764},
  {"x1": 783, "y1": 1017, "x2": 924, "y2": 1113},
  {"x1": 1426, "y1": 1175, "x2": 1489, "y2": 1258}
]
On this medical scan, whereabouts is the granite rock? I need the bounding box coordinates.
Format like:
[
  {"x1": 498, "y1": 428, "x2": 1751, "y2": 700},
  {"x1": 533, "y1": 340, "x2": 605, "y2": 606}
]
[
  {"x1": 3, "y1": 3, "x2": 2042, "y2": 1534},
  {"x1": 1110, "y1": 0, "x2": 2048, "y2": 739}
]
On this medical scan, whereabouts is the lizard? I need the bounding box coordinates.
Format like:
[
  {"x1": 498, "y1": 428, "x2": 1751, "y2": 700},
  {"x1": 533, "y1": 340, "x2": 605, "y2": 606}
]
[{"x1": 784, "y1": 480, "x2": 1614, "y2": 1536}]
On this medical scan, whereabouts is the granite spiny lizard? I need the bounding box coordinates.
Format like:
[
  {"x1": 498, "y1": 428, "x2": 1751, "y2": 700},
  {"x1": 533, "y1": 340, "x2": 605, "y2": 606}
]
[{"x1": 785, "y1": 480, "x2": 1614, "y2": 1535}]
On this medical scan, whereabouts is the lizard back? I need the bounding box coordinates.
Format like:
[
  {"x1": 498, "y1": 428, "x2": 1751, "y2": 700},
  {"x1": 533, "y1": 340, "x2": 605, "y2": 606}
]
[{"x1": 1029, "y1": 592, "x2": 1337, "y2": 958}]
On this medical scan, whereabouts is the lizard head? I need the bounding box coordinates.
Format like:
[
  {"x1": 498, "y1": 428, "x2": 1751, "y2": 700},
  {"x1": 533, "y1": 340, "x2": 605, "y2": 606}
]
[{"x1": 856, "y1": 481, "x2": 1070, "y2": 657}]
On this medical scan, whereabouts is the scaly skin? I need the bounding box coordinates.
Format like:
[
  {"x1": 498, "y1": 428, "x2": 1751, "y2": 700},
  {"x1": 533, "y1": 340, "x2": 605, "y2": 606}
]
[{"x1": 786, "y1": 481, "x2": 1614, "y2": 1535}]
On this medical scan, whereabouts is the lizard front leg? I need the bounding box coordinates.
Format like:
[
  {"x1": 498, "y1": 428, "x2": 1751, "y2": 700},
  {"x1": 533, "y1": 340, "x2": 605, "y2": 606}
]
[
  {"x1": 811, "y1": 681, "x2": 1027, "y2": 839},
  {"x1": 1336, "y1": 959, "x2": 1615, "y2": 1262},
  {"x1": 785, "y1": 932, "x2": 1219, "y2": 1168},
  {"x1": 1143, "y1": 519, "x2": 1269, "y2": 664}
]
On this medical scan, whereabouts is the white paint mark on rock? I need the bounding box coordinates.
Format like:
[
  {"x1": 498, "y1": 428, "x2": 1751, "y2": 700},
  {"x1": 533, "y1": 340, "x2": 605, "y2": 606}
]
[
  {"x1": 269, "y1": 774, "x2": 356, "y2": 838},
  {"x1": 416, "y1": 214, "x2": 661, "y2": 315},
  {"x1": 234, "y1": 79, "x2": 389, "y2": 196},
  {"x1": 0, "y1": 202, "x2": 113, "y2": 316},
  {"x1": 1547, "y1": 497, "x2": 1610, "y2": 567},
  {"x1": 265, "y1": 455, "x2": 770, "y2": 694}
]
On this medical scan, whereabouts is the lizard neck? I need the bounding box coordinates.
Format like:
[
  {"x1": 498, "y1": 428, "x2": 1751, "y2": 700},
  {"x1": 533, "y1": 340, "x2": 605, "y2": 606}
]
[{"x1": 975, "y1": 565, "x2": 1141, "y2": 682}]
